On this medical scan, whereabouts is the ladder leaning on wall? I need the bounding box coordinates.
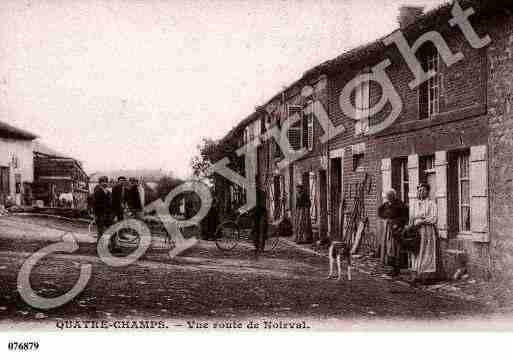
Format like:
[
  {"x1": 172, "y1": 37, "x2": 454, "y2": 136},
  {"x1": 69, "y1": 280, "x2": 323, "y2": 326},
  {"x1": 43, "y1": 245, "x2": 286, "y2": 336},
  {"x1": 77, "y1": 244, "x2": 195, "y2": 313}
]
[{"x1": 341, "y1": 173, "x2": 372, "y2": 258}]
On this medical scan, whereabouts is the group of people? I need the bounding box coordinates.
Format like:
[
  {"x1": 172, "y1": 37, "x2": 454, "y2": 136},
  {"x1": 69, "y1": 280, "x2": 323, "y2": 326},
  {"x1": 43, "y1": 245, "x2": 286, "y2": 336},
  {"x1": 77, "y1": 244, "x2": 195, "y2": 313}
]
[
  {"x1": 378, "y1": 182, "x2": 439, "y2": 283},
  {"x1": 292, "y1": 179, "x2": 440, "y2": 283},
  {"x1": 91, "y1": 176, "x2": 145, "y2": 241}
]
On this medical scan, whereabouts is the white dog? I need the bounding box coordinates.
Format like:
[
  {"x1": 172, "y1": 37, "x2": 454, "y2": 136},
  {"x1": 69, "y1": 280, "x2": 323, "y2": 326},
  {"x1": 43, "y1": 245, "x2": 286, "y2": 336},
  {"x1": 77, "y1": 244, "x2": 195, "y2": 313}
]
[{"x1": 327, "y1": 241, "x2": 352, "y2": 281}]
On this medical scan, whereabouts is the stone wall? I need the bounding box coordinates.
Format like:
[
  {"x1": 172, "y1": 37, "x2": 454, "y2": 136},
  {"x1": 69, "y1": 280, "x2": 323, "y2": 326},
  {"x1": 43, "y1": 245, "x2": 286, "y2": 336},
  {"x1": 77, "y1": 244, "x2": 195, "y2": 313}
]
[{"x1": 486, "y1": 12, "x2": 513, "y2": 281}]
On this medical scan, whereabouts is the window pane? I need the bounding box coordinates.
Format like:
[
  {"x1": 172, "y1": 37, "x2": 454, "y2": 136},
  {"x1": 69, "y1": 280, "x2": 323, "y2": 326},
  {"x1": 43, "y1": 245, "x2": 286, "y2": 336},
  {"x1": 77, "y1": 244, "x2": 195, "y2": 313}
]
[
  {"x1": 461, "y1": 206, "x2": 471, "y2": 232},
  {"x1": 461, "y1": 179, "x2": 470, "y2": 204},
  {"x1": 460, "y1": 153, "x2": 469, "y2": 177}
]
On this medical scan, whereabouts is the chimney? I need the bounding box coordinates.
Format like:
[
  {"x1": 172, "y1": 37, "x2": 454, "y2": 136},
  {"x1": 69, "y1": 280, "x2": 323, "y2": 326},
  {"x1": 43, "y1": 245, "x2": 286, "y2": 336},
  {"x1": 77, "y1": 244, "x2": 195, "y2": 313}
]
[{"x1": 397, "y1": 5, "x2": 424, "y2": 28}]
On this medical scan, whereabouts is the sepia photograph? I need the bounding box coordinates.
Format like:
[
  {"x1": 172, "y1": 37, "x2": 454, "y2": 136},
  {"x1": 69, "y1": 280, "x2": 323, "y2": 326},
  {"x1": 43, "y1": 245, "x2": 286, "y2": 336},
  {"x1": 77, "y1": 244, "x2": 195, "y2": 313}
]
[{"x1": 1, "y1": 0, "x2": 513, "y2": 355}]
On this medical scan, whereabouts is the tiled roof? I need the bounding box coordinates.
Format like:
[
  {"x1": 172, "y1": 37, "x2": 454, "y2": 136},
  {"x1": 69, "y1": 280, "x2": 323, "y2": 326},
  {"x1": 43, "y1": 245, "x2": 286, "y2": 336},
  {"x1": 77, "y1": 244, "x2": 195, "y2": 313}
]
[
  {"x1": 33, "y1": 141, "x2": 69, "y2": 158},
  {"x1": 220, "y1": 0, "x2": 511, "y2": 144},
  {"x1": 0, "y1": 120, "x2": 37, "y2": 140}
]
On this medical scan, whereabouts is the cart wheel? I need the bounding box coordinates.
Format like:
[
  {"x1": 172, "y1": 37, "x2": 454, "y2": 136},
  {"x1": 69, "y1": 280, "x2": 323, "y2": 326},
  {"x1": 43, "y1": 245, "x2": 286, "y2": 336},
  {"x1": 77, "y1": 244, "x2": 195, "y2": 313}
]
[{"x1": 215, "y1": 221, "x2": 240, "y2": 251}]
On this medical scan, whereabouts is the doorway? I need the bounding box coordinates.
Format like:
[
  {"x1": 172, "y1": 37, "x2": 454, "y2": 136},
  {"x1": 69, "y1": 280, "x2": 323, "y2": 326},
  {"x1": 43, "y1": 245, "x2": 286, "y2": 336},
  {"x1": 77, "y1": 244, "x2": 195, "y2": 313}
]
[
  {"x1": 330, "y1": 158, "x2": 343, "y2": 239},
  {"x1": 0, "y1": 167, "x2": 10, "y2": 204},
  {"x1": 319, "y1": 169, "x2": 328, "y2": 242}
]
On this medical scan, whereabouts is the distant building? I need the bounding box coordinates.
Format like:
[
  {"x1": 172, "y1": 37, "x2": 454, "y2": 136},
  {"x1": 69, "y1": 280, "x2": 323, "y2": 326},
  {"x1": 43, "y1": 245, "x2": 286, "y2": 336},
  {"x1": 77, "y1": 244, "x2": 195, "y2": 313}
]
[
  {"x1": 0, "y1": 121, "x2": 37, "y2": 206},
  {"x1": 33, "y1": 141, "x2": 89, "y2": 208}
]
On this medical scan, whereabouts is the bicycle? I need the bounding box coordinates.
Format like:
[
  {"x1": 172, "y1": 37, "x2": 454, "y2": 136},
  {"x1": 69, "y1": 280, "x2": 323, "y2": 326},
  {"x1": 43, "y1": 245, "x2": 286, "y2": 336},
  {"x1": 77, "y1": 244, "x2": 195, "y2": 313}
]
[{"x1": 214, "y1": 210, "x2": 280, "y2": 252}]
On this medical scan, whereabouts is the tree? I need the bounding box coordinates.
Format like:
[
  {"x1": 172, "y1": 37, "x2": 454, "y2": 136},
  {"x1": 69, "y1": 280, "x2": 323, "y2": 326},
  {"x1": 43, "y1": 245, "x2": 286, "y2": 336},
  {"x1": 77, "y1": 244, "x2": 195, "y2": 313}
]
[
  {"x1": 190, "y1": 137, "x2": 220, "y2": 179},
  {"x1": 156, "y1": 175, "x2": 185, "y2": 200}
]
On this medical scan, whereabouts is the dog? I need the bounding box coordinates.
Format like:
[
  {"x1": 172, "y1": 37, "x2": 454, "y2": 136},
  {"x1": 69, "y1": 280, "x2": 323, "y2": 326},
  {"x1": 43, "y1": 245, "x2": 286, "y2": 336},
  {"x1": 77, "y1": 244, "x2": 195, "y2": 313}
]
[{"x1": 327, "y1": 241, "x2": 352, "y2": 281}]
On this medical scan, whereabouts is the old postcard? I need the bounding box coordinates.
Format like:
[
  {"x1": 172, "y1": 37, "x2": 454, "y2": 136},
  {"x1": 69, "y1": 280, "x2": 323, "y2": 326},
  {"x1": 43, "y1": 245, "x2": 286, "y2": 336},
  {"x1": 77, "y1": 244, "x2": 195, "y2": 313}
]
[{"x1": 1, "y1": 0, "x2": 513, "y2": 355}]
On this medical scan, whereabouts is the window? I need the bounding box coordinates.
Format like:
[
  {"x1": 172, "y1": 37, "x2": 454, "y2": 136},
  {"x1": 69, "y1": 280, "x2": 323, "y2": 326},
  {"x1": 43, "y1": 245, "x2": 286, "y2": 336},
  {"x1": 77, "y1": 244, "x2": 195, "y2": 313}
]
[
  {"x1": 419, "y1": 45, "x2": 441, "y2": 119},
  {"x1": 15, "y1": 174, "x2": 21, "y2": 194},
  {"x1": 249, "y1": 122, "x2": 256, "y2": 142},
  {"x1": 420, "y1": 154, "x2": 436, "y2": 200},
  {"x1": 354, "y1": 80, "x2": 370, "y2": 136},
  {"x1": 287, "y1": 105, "x2": 303, "y2": 150},
  {"x1": 352, "y1": 143, "x2": 366, "y2": 172},
  {"x1": 243, "y1": 127, "x2": 250, "y2": 145},
  {"x1": 392, "y1": 158, "x2": 409, "y2": 203},
  {"x1": 458, "y1": 151, "x2": 471, "y2": 232},
  {"x1": 353, "y1": 153, "x2": 364, "y2": 172},
  {"x1": 271, "y1": 113, "x2": 282, "y2": 159}
]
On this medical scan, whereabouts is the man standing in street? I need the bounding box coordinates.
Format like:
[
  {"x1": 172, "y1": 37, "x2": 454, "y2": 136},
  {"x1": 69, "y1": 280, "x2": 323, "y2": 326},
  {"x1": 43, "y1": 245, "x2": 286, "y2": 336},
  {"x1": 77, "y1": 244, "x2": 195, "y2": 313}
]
[
  {"x1": 251, "y1": 177, "x2": 268, "y2": 259},
  {"x1": 93, "y1": 176, "x2": 113, "y2": 241},
  {"x1": 127, "y1": 177, "x2": 144, "y2": 219},
  {"x1": 111, "y1": 176, "x2": 127, "y2": 222}
]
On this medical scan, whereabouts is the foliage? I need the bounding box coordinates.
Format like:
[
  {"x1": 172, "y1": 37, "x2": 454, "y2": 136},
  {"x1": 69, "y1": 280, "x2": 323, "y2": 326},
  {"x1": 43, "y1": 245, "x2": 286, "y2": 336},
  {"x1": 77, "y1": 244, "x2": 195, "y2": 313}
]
[
  {"x1": 156, "y1": 175, "x2": 185, "y2": 200},
  {"x1": 190, "y1": 137, "x2": 221, "y2": 179},
  {"x1": 190, "y1": 136, "x2": 244, "y2": 179}
]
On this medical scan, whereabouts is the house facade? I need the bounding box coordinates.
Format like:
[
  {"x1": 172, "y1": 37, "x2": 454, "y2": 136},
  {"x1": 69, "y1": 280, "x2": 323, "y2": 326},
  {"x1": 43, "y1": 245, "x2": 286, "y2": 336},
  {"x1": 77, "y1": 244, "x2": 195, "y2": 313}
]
[
  {"x1": 0, "y1": 121, "x2": 37, "y2": 206},
  {"x1": 214, "y1": 0, "x2": 513, "y2": 280}
]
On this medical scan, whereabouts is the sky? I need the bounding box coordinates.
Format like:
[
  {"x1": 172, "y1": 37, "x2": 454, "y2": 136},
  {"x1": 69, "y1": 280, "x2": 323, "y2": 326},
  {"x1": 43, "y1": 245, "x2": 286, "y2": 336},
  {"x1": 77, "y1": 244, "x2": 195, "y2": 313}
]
[{"x1": 0, "y1": 0, "x2": 446, "y2": 178}]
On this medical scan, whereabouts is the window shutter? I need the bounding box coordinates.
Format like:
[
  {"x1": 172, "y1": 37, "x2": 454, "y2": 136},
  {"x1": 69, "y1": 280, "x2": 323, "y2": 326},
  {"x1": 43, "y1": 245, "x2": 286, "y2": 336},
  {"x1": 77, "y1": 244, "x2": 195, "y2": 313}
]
[
  {"x1": 268, "y1": 178, "x2": 275, "y2": 219},
  {"x1": 381, "y1": 158, "x2": 392, "y2": 200},
  {"x1": 470, "y1": 145, "x2": 488, "y2": 241},
  {"x1": 307, "y1": 115, "x2": 314, "y2": 151},
  {"x1": 363, "y1": 81, "x2": 370, "y2": 119},
  {"x1": 287, "y1": 116, "x2": 302, "y2": 151},
  {"x1": 309, "y1": 172, "x2": 317, "y2": 222},
  {"x1": 447, "y1": 151, "x2": 459, "y2": 239},
  {"x1": 407, "y1": 154, "x2": 419, "y2": 219},
  {"x1": 435, "y1": 151, "x2": 448, "y2": 238},
  {"x1": 302, "y1": 115, "x2": 309, "y2": 149}
]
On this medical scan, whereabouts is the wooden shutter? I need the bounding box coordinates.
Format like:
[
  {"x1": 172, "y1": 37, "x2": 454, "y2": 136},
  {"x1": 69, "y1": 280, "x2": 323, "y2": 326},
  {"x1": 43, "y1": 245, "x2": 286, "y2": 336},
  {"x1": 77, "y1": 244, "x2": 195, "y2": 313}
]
[
  {"x1": 287, "y1": 115, "x2": 302, "y2": 151},
  {"x1": 309, "y1": 172, "x2": 317, "y2": 222},
  {"x1": 470, "y1": 145, "x2": 488, "y2": 241},
  {"x1": 268, "y1": 179, "x2": 275, "y2": 219},
  {"x1": 307, "y1": 114, "x2": 314, "y2": 151},
  {"x1": 381, "y1": 158, "x2": 392, "y2": 200},
  {"x1": 302, "y1": 115, "x2": 309, "y2": 149},
  {"x1": 447, "y1": 151, "x2": 459, "y2": 239}
]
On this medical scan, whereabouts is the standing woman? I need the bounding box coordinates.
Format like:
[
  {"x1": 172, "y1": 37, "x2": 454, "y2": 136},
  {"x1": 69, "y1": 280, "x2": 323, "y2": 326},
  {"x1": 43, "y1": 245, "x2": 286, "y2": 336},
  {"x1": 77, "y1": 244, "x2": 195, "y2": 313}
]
[
  {"x1": 411, "y1": 183, "x2": 439, "y2": 282},
  {"x1": 378, "y1": 189, "x2": 408, "y2": 277},
  {"x1": 294, "y1": 184, "x2": 313, "y2": 244}
]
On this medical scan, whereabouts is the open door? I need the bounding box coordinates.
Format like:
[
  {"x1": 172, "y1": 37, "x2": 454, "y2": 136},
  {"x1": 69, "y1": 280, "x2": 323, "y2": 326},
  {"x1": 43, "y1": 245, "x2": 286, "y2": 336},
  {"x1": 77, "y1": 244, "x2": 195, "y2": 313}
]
[
  {"x1": 319, "y1": 169, "x2": 328, "y2": 242},
  {"x1": 330, "y1": 158, "x2": 343, "y2": 239},
  {"x1": 0, "y1": 167, "x2": 10, "y2": 204}
]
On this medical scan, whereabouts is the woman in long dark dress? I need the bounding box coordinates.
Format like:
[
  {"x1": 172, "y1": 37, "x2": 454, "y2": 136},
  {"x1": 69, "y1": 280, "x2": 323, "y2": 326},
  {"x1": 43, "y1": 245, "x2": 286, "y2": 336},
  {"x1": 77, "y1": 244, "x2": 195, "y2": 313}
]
[
  {"x1": 294, "y1": 184, "x2": 313, "y2": 244},
  {"x1": 378, "y1": 189, "x2": 409, "y2": 277}
]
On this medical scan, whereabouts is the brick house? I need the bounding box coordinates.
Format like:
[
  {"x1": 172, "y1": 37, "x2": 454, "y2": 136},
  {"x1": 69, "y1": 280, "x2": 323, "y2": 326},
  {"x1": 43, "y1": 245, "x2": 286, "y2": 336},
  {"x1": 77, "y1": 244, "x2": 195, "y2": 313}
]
[
  {"x1": 484, "y1": 4, "x2": 513, "y2": 281},
  {"x1": 213, "y1": 0, "x2": 513, "y2": 281},
  {"x1": 318, "y1": 0, "x2": 511, "y2": 278}
]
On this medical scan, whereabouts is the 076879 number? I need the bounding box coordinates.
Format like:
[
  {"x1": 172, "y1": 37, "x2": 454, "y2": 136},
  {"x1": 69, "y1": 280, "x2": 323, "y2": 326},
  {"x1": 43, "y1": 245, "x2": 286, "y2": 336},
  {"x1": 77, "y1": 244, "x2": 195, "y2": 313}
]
[{"x1": 8, "y1": 342, "x2": 39, "y2": 351}]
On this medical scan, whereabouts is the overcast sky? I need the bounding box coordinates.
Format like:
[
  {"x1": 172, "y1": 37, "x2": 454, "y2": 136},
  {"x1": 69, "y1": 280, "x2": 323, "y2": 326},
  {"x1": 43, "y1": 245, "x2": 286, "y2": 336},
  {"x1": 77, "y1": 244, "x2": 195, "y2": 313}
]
[{"x1": 0, "y1": 0, "x2": 446, "y2": 178}]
